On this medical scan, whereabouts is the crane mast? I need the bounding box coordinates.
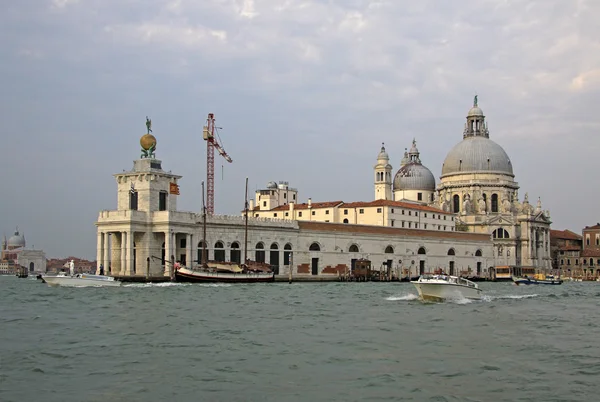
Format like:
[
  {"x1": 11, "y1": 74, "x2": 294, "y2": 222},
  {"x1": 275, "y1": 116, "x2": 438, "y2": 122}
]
[{"x1": 203, "y1": 113, "x2": 232, "y2": 215}]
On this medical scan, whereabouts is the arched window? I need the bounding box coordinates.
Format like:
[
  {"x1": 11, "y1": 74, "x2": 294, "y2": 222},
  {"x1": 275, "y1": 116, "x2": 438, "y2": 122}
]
[
  {"x1": 269, "y1": 243, "x2": 279, "y2": 272},
  {"x1": 447, "y1": 248, "x2": 455, "y2": 256},
  {"x1": 309, "y1": 242, "x2": 321, "y2": 251},
  {"x1": 231, "y1": 242, "x2": 241, "y2": 263},
  {"x1": 453, "y1": 194, "x2": 460, "y2": 213},
  {"x1": 343, "y1": 218, "x2": 349, "y2": 224},
  {"x1": 349, "y1": 244, "x2": 359, "y2": 253},
  {"x1": 491, "y1": 193, "x2": 499, "y2": 213},
  {"x1": 255, "y1": 242, "x2": 265, "y2": 263},
  {"x1": 418, "y1": 247, "x2": 426, "y2": 255},
  {"x1": 492, "y1": 228, "x2": 510, "y2": 239},
  {"x1": 284, "y1": 243, "x2": 292, "y2": 265},
  {"x1": 29, "y1": 262, "x2": 34, "y2": 272},
  {"x1": 475, "y1": 249, "x2": 482, "y2": 257},
  {"x1": 214, "y1": 241, "x2": 225, "y2": 262},
  {"x1": 385, "y1": 245, "x2": 394, "y2": 254}
]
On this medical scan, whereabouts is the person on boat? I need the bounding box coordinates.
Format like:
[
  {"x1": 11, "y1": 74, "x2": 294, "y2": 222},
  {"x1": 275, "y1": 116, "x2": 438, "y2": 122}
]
[
  {"x1": 69, "y1": 260, "x2": 75, "y2": 276},
  {"x1": 174, "y1": 261, "x2": 181, "y2": 271}
]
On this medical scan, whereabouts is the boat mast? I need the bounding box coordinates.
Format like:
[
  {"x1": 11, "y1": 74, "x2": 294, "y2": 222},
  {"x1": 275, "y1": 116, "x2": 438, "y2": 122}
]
[
  {"x1": 201, "y1": 181, "x2": 208, "y2": 267},
  {"x1": 244, "y1": 177, "x2": 249, "y2": 265}
]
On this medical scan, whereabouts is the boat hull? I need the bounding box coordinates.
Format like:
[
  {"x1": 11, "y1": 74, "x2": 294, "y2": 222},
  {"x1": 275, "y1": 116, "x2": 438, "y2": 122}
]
[
  {"x1": 175, "y1": 267, "x2": 275, "y2": 283},
  {"x1": 511, "y1": 276, "x2": 563, "y2": 285},
  {"x1": 412, "y1": 282, "x2": 482, "y2": 301},
  {"x1": 42, "y1": 274, "x2": 122, "y2": 287}
]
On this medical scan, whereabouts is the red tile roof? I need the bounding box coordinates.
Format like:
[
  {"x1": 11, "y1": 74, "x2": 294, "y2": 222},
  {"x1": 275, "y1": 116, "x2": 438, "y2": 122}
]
[
  {"x1": 558, "y1": 246, "x2": 581, "y2": 251},
  {"x1": 584, "y1": 224, "x2": 600, "y2": 230},
  {"x1": 550, "y1": 229, "x2": 582, "y2": 240},
  {"x1": 581, "y1": 248, "x2": 600, "y2": 257},
  {"x1": 298, "y1": 221, "x2": 490, "y2": 242}
]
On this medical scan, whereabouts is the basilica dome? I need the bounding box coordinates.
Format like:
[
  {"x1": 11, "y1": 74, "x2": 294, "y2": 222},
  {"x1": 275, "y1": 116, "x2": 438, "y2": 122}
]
[
  {"x1": 394, "y1": 163, "x2": 436, "y2": 191},
  {"x1": 442, "y1": 136, "x2": 513, "y2": 177},
  {"x1": 8, "y1": 229, "x2": 25, "y2": 248},
  {"x1": 442, "y1": 98, "x2": 514, "y2": 178}
]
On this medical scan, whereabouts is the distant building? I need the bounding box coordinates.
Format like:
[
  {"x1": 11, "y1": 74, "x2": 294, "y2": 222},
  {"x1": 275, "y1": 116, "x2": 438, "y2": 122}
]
[
  {"x1": 0, "y1": 228, "x2": 46, "y2": 275},
  {"x1": 580, "y1": 224, "x2": 600, "y2": 279},
  {"x1": 550, "y1": 229, "x2": 582, "y2": 277}
]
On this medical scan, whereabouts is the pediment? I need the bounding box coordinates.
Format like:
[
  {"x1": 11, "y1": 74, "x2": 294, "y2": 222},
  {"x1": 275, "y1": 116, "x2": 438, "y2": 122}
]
[
  {"x1": 532, "y1": 211, "x2": 551, "y2": 224},
  {"x1": 487, "y1": 214, "x2": 515, "y2": 226}
]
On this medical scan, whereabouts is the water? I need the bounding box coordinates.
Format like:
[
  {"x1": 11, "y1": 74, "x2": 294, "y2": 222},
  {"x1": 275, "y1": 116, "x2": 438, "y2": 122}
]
[{"x1": 2, "y1": 276, "x2": 600, "y2": 402}]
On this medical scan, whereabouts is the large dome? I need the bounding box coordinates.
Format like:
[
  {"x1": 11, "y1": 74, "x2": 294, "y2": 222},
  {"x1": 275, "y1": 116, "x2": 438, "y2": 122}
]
[
  {"x1": 8, "y1": 230, "x2": 25, "y2": 248},
  {"x1": 442, "y1": 136, "x2": 513, "y2": 177},
  {"x1": 394, "y1": 163, "x2": 436, "y2": 191}
]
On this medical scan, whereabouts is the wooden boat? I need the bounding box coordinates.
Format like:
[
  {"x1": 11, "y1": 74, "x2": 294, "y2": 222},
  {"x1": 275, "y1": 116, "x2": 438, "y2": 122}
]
[{"x1": 174, "y1": 178, "x2": 275, "y2": 284}]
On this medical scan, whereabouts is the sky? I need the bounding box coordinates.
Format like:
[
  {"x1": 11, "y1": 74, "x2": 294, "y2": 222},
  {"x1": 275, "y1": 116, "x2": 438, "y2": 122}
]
[{"x1": 1, "y1": 0, "x2": 599, "y2": 259}]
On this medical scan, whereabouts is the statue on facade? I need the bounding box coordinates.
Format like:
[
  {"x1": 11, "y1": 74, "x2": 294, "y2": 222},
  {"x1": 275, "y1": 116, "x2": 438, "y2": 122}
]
[
  {"x1": 501, "y1": 193, "x2": 512, "y2": 213},
  {"x1": 474, "y1": 95, "x2": 478, "y2": 106},
  {"x1": 462, "y1": 194, "x2": 472, "y2": 214},
  {"x1": 477, "y1": 197, "x2": 486, "y2": 214}
]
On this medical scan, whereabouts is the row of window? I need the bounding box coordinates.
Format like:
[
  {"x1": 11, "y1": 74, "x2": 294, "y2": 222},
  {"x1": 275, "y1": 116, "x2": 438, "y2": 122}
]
[
  {"x1": 560, "y1": 258, "x2": 600, "y2": 266},
  {"x1": 129, "y1": 191, "x2": 168, "y2": 211},
  {"x1": 264, "y1": 209, "x2": 453, "y2": 221},
  {"x1": 585, "y1": 236, "x2": 600, "y2": 246}
]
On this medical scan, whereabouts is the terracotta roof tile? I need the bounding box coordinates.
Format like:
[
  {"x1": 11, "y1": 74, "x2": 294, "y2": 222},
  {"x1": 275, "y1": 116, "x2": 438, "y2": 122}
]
[
  {"x1": 558, "y1": 246, "x2": 581, "y2": 251},
  {"x1": 550, "y1": 229, "x2": 582, "y2": 240},
  {"x1": 298, "y1": 221, "x2": 490, "y2": 242},
  {"x1": 581, "y1": 248, "x2": 600, "y2": 257},
  {"x1": 584, "y1": 224, "x2": 600, "y2": 230}
]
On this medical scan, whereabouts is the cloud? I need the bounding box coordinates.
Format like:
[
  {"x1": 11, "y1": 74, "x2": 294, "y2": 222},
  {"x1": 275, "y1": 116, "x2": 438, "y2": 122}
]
[{"x1": 1, "y1": 0, "x2": 600, "y2": 258}]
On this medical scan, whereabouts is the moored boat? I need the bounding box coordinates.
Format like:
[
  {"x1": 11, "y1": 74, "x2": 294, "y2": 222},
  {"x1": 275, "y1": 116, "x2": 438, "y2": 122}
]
[
  {"x1": 411, "y1": 274, "x2": 482, "y2": 301},
  {"x1": 42, "y1": 272, "x2": 122, "y2": 287},
  {"x1": 175, "y1": 264, "x2": 275, "y2": 283},
  {"x1": 511, "y1": 275, "x2": 563, "y2": 285}
]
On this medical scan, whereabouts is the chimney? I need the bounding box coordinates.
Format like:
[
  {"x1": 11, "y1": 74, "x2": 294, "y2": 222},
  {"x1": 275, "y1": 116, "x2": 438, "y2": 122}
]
[
  {"x1": 289, "y1": 202, "x2": 294, "y2": 218},
  {"x1": 249, "y1": 199, "x2": 255, "y2": 211}
]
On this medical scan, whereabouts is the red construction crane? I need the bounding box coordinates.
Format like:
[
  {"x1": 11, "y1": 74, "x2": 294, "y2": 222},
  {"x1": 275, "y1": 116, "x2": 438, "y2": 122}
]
[{"x1": 203, "y1": 113, "x2": 233, "y2": 215}]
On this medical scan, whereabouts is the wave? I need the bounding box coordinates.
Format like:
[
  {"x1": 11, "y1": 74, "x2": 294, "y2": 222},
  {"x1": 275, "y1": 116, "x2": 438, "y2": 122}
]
[
  {"x1": 482, "y1": 294, "x2": 539, "y2": 301},
  {"x1": 386, "y1": 293, "x2": 419, "y2": 301}
]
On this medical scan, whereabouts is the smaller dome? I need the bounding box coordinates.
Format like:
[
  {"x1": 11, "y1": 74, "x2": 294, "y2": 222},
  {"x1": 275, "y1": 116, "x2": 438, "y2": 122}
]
[
  {"x1": 467, "y1": 106, "x2": 484, "y2": 117},
  {"x1": 8, "y1": 229, "x2": 25, "y2": 248},
  {"x1": 377, "y1": 143, "x2": 389, "y2": 160},
  {"x1": 140, "y1": 133, "x2": 157, "y2": 151},
  {"x1": 393, "y1": 163, "x2": 436, "y2": 191},
  {"x1": 266, "y1": 181, "x2": 277, "y2": 189}
]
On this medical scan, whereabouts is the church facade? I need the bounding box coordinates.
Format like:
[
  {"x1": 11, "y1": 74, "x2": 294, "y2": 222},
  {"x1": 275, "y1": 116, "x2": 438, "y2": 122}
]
[
  {"x1": 0, "y1": 228, "x2": 47, "y2": 275},
  {"x1": 95, "y1": 99, "x2": 551, "y2": 279}
]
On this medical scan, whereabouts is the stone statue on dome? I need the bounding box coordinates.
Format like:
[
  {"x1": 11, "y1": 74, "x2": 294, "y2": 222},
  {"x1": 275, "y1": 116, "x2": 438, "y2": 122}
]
[
  {"x1": 474, "y1": 95, "x2": 478, "y2": 106},
  {"x1": 462, "y1": 194, "x2": 472, "y2": 214},
  {"x1": 146, "y1": 116, "x2": 153, "y2": 134},
  {"x1": 477, "y1": 197, "x2": 486, "y2": 214}
]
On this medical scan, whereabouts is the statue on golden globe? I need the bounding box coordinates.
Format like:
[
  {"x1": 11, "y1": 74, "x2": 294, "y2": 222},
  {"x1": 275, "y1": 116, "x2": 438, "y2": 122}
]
[{"x1": 140, "y1": 116, "x2": 157, "y2": 158}]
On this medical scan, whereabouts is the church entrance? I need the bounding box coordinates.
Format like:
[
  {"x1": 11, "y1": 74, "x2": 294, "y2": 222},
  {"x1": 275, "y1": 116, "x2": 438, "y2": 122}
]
[
  {"x1": 449, "y1": 261, "x2": 455, "y2": 276},
  {"x1": 419, "y1": 260, "x2": 425, "y2": 275},
  {"x1": 29, "y1": 262, "x2": 34, "y2": 272},
  {"x1": 311, "y1": 258, "x2": 319, "y2": 275}
]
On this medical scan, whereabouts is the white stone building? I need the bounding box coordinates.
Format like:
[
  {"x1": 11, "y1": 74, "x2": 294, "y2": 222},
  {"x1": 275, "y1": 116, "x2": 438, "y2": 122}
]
[{"x1": 1, "y1": 228, "x2": 47, "y2": 274}]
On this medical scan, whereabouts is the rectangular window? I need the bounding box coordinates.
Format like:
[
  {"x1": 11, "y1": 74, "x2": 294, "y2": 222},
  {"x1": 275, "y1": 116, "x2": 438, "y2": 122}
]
[
  {"x1": 312, "y1": 211, "x2": 315, "y2": 216},
  {"x1": 325, "y1": 220, "x2": 329, "y2": 222},
  {"x1": 567, "y1": 259, "x2": 571, "y2": 265},
  {"x1": 424, "y1": 213, "x2": 427, "y2": 218},
  {"x1": 409, "y1": 211, "x2": 412, "y2": 216},
  {"x1": 402, "y1": 221, "x2": 405, "y2": 228},
  {"x1": 587, "y1": 237, "x2": 590, "y2": 246},
  {"x1": 408, "y1": 222, "x2": 412, "y2": 228},
  {"x1": 255, "y1": 214, "x2": 259, "y2": 217},
  {"x1": 263, "y1": 201, "x2": 267, "y2": 207},
  {"x1": 391, "y1": 209, "x2": 394, "y2": 213},
  {"x1": 391, "y1": 220, "x2": 395, "y2": 227},
  {"x1": 596, "y1": 235, "x2": 599, "y2": 246},
  {"x1": 299, "y1": 212, "x2": 303, "y2": 217},
  {"x1": 576, "y1": 259, "x2": 579, "y2": 265},
  {"x1": 402, "y1": 210, "x2": 405, "y2": 215},
  {"x1": 417, "y1": 192, "x2": 422, "y2": 201},
  {"x1": 180, "y1": 238, "x2": 186, "y2": 248},
  {"x1": 130, "y1": 191, "x2": 138, "y2": 210},
  {"x1": 560, "y1": 259, "x2": 564, "y2": 265},
  {"x1": 359, "y1": 209, "x2": 364, "y2": 214},
  {"x1": 344, "y1": 209, "x2": 348, "y2": 215},
  {"x1": 284, "y1": 193, "x2": 287, "y2": 199},
  {"x1": 424, "y1": 224, "x2": 427, "y2": 229},
  {"x1": 326, "y1": 210, "x2": 330, "y2": 215},
  {"x1": 444, "y1": 216, "x2": 447, "y2": 220},
  {"x1": 158, "y1": 191, "x2": 167, "y2": 211},
  {"x1": 415, "y1": 212, "x2": 419, "y2": 216},
  {"x1": 285, "y1": 212, "x2": 289, "y2": 217},
  {"x1": 274, "y1": 213, "x2": 278, "y2": 217},
  {"x1": 415, "y1": 223, "x2": 419, "y2": 229},
  {"x1": 377, "y1": 208, "x2": 382, "y2": 213}
]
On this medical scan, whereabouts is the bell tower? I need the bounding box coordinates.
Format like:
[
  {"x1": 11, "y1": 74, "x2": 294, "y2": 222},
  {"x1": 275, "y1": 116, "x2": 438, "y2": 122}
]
[{"x1": 374, "y1": 143, "x2": 392, "y2": 200}]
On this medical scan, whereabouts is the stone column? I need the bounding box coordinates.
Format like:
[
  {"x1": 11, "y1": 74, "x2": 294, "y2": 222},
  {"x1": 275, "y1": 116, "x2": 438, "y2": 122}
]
[
  {"x1": 164, "y1": 230, "x2": 171, "y2": 276},
  {"x1": 96, "y1": 231, "x2": 103, "y2": 274},
  {"x1": 103, "y1": 233, "x2": 110, "y2": 274},
  {"x1": 126, "y1": 231, "x2": 134, "y2": 276},
  {"x1": 120, "y1": 231, "x2": 127, "y2": 276},
  {"x1": 186, "y1": 233, "x2": 192, "y2": 267}
]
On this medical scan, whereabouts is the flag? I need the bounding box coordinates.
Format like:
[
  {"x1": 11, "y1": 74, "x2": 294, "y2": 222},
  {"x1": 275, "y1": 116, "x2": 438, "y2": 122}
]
[{"x1": 169, "y1": 182, "x2": 180, "y2": 195}]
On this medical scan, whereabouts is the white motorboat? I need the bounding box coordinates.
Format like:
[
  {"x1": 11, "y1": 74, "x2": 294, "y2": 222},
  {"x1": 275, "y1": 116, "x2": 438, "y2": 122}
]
[
  {"x1": 411, "y1": 274, "x2": 482, "y2": 301},
  {"x1": 42, "y1": 272, "x2": 122, "y2": 287}
]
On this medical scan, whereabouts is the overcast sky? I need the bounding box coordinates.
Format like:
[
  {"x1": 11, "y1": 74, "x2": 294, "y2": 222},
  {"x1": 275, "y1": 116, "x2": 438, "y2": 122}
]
[{"x1": 1, "y1": 0, "x2": 599, "y2": 259}]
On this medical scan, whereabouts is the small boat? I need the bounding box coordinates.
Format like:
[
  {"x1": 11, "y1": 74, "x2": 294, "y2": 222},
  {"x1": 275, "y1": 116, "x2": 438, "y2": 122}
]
[
  {"x1": 42, "y1": 272, "x2": 122, "y2": 287},
  {"x1": 511, "y1": 275, "x2": 563, "y2": 285},
  {"x1": 411, "y1": 274, "x2": 482, "y2": 301}
]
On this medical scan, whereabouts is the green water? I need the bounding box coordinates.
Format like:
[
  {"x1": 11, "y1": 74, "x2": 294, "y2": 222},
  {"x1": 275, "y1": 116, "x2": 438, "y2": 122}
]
[{"x1": 1, "y1": 276, "x2": 599, "y2": 401}]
